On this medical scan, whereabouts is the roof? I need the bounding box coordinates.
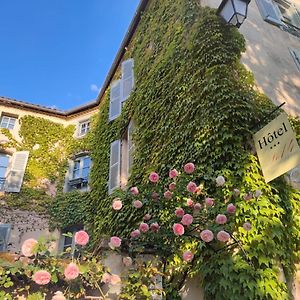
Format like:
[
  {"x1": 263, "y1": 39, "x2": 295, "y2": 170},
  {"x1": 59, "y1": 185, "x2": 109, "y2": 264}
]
[{"x1": 0, "y1": 0, "x2": 149, "y2": 119}]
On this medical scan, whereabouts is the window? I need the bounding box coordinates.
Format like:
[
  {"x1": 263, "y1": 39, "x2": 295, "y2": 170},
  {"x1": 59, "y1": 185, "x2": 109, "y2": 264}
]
[
  {"x1": 68, "y1": 155, "x2": 91, "y2": 190},
  {"x1": 0, "y1": 153, "x2": 10, "y2": 191},
  {"x1": 78, "y1": 120, "x2": 90, "y2": 137},
  {"x1": 0, "y1": 115, "x2": 16, "y2": 130},
  {"x1": 109, "y1": 58, "x2": 134, "y2": 121},
  {"x1": 60, "y1": 225, "x2": 83, "y2": 255},
  {"x1": 274, "y1": 0, "x2": 300, "y2": 29},
  {"x1": 109, "y1": 121, "x2": 135, "y2": 193},
  {"x1": 0, "y1": 224, "x2": 11, "y2": 252},
  {"x1": 289, "y1": 48, "x2": 300, "y2": 71}
]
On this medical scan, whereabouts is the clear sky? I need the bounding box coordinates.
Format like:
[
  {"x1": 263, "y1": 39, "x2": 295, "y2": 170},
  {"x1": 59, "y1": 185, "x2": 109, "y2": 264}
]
[{"x1": 0, "y1": 0, "x2": 140, "y2": 110}]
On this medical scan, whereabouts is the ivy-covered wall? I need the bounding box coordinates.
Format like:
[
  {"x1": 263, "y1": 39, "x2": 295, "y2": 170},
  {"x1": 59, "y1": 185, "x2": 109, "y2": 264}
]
[{"x1": 86, "y1": 1, "x2": 299, "y2": 299}]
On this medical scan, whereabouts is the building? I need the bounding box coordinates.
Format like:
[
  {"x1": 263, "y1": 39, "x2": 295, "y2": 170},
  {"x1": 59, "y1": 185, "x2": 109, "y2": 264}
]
[{"x1": 0, "y1": 0, "x2": 299, "y2": 299}]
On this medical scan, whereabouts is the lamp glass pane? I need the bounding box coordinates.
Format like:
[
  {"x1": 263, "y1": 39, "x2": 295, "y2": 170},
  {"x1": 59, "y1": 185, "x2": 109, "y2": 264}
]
[
  {"x1": 234, "y1": 0, "x2": 247, "y2": 17},
  {"x1": 220, "y1": 0, "x2": 235, "y2": 23}
]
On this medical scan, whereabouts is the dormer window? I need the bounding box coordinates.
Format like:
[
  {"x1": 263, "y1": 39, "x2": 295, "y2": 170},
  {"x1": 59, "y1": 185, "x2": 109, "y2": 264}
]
[{"x1": 0, "y1": 115, "x2": 17, "y2": 130}]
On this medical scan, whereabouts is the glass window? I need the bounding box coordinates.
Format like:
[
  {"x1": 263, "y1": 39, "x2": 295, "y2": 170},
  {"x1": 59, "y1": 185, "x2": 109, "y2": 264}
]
[
  {"x1": 0, "y1": 116, "x2": 16, "y2": 130},
  {"x1": 69, "y1": 155, "x2": 91, "y2": 190},
  {"x1": 72, "y1": 160, "x2": 81, "y2": 179},
  {"x1": 0, "y1": 154, "x2": 9, "y2": 191},
  {"x1": 78, "y1": 120, "x2": 90, "y2": 136},
  {"x1": 0, "y1": 224, "x2": 11, "y2": 252}
]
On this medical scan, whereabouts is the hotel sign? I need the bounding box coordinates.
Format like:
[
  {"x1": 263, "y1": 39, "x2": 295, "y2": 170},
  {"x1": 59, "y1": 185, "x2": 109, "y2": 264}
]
[{"x1": 253, "y1": 113, "x2": 300, "y2": 182}]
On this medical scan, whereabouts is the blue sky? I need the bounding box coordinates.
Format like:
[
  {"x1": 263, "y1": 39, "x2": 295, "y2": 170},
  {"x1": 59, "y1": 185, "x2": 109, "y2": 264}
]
[{"x1": 0, "y1": 0, "x2": 140, "y2": 110}]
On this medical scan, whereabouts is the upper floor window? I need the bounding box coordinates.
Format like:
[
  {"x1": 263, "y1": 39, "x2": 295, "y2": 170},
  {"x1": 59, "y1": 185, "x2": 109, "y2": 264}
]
[
  {"x1": 0, "y1": 224, "x2": 11, "y2": 252},
  {"x1": 0, "y1": 115, "x2": 17, "y2": 130},
  {"x1": 78, "y1": 120, "x2": 90, "y2": 137},
  {"x1": 66, "y1": 155, "x2": 91, "y2": 191}
]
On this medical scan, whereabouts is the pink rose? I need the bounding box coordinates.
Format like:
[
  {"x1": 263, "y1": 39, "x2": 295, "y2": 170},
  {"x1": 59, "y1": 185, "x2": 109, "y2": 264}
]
[
  {"x1": 233, "y1": 188, "x2": 240, "y2": 196},
  {"x1": 144, "y1": 214, "x2": 151, "y2": 221},
  {"x1": 74, "y1": 230, "x2": 89, "y2": 246},
  {"x1": 151, "y1": 192, "x2": 160, "y2": 200},
  {"x1": 215, "y1": 175, "x2": 225, "y2": 186},
  {"x1": 227, "y1": 203, "x2": 236, "y2": 214},
  {"x1": 164, "y1": 190, "x2": 173, "y2": 199},
  {"x1": 243, "y1": 222, "x2": 252, "y2": 231},
  {"x1": 216, "y1": 214, "x2": 227, "y2": 225},
  {"x1": 194, "y1": 203, "x2": 202, "y2": 210},
  {"x1": 150, "y1": 222, "x2": 160, "y2": 232},
  {"x1": 110, "y1": 236, "x2": 122, "y2": 248},
  {"x1": 133, "y1": 200, "x2": 143, "y2": 208},
  {"x1": 200, "y1": 229, "x2": 214, "y2": 243},
  {"x1": 181, "y1": 214, "x2": 193, "y2": 226},
  {"x1": 52, "y1": 291, "x2": 66, "y2": 300},
  {"x1": 184, "y1": 163, "x2": 195, "y2": 174},
  {"x1": 123, "y1": 257, "x2": 133, "y2": 267},
  {"x1": 244, "y1": 192, "x2": 253, "y2": 201},
  {"x1": 149, "y1": 172, "x2": 159, "y2": 183},
  {"x1": 182, "y1": 251, "x2": 194, "y2": 262},
  {"x1": 169, "y1": 182, "x2": 176, "y2": 191},
  {"x1": 130, "y1": 229, "x2": 140, "y2": 238},
  {"x1": 169, "y1": 169, "x2": 178, "y2": 178},
  {"x1": 205, "y1": 197, "x2": 214, "y2": 207},
  {"x1": 130, "y1": 186, "x2": 139, "y2": 195},
  {"x1": 32, "y1": 270, "x2": 51, "y2": 285},
  {"x1": 175, "y1": 208, "x2": 185, "y2": 218},
  {"x1": 187, "y1": 181, "x2": 197, "y2": 193},
  {"x1": 110, "y1": 274, "x2": 121, "y2": 285},
  {"x1": 187, "y1": 198, "x2": 194, "y2": 208},
  {"x1": 64, "y1": 263, "x2": 80, "y2": 280},
  {"x1": 217, "y1": 230, "x2": 230, "y2": 242},
  {"x1": 101, "y1": 272, "x2": 111, "y2": 284},
  {"x1": 173, "y1": 223, "x2": 185, "y2": 236},
  {"x1": 139, "y1": 223, "x2": 149, "y2": 233},
  {"x1": 21, "y1": 238, "x2": 38, "y2": 257},
  {"x1": 112, "y1": 198, "x2": 122, "y2": 211}
]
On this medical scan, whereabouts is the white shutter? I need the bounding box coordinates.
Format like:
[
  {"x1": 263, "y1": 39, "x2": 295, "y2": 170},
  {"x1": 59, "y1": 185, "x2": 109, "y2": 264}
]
[
  {"x1": 121, "y1": 59, "x2": 134, "y2": 102},
  {"x1": 5, "y1": 151, "x2": 29, "y2": 193},
  {"x1": 109, "y1": 140, "x2": 121, "y2": 194},
  {"x1": 109, "y1": 80, "x2": 122, "y2": 121},
  {"x1": 256, "y1": 0, "x2": 282, "y2": 26},
  {"x1": 0, "y1": 225, "x2": 11, "y2": 252}
]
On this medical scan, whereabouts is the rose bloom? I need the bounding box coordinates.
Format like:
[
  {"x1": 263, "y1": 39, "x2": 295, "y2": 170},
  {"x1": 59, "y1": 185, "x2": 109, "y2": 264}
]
[
  {"x1": 101, "y1": 273, "x2": 111, "y2": 284},
  {"x1": 144, "y1": 214, "x2": 151, "y2": 221},
  {"x1": 175, "y1": 208, "x2": 185, "y2": 218},
  {"x1": 243, "y1": 222, "x2": 252, "y2": 231},
  {"x1": 181, "y1": 214, "x2": 193, "y2": 226},
  {"x1": 233, "y1": 188, "x2": 240, "y2": 196},
  {"x1": 130, "y1": 186, "x2": 139, "y2": 195},
  {"x1": 110, "y1": 274, "x2": 121, "y2": 285},
  {"x1": 169, "y1": 169, "x2": 178, "y2": 178},
  {"x1": 150, "y1": 222, "x2": 160, "y2": 232},
  {"x1": 244, "y1": 192, "x2": 253, "y2": 201},
  {"x1": 187, "y1": 198, "x2": 194, "y2": 208},
  {"x1": 215, "y1": 175, "x2": 225, "y2": 186},
  {"x1": 74, "y1": 230, "x2": 89, "y2": 246},
  {"x1": 123, "y1": 257, "x2": 133, "y2": 267},
  {"x1": 112, "y1": 199, "x2": 122, "y2": 211},
  {"x1": 64, "y1": 263, "x2": 80, "y2": 280},
  {"x1": 187, "y1": 181, "x2": 197, "y2": 193},
  {"x1": 182, "y1": 251, "x2": 194, "y2": 262},
  {"x1": 52, "y1": 292, "x2": 66, "y2": 300},
  {"x1": 130, "y1": 229, "x2": 141, "y2": 238},
  {"x1": 184, "y1": 162, "x2": 195, "y2": 174},
  {"x1": 133, "y1": 200, "x2": 143, "y2": 208},
  {"x1": 173, "y1": 223, "x2": 185, "y2": 236},
  {"x1": 205, "y1": 197, "x2": 214, "y2": 207},
  {"x1": 169, "y1": 182, "x2": 176, "y2": 191},
  {"x1": 164, "y1": 190, "x2": 173, "y2": 199},
  {"x1": 21, "y1": 238, "x2": 38, "y2": 257},
  {"x1": 255, "y1": 190, "x2": 262, "y2": 198},
  {"x1": 217, "y1": 230, "x2": 230, "y2": 242},
  {"x1": 149, "y1": 172, "x2": 159, "y2": 183},
  {"x1": 194, "y1": 203, "x2": 202, "y2": 210},
  {"x1": 151, "y1": 192, "x2": 160, "y2": 200},
  {"x1": 227, "y1": 203, "x2": 236, "y2": 214},
  {"x1": 139, "y1": 222, "x2": 149, "y2": 233},
  {"x1": 200, "y1": 229, "x2": 214, "y2": 243},
  {"x1": 110, "y1": 236, "x2": 122, "y2": 248},
  {"x1": 32, "y1": 270, "x2": 51, "y2": 285},
  {"x1": 216, "y1": 214, "x2": 227, "y2": 225}
]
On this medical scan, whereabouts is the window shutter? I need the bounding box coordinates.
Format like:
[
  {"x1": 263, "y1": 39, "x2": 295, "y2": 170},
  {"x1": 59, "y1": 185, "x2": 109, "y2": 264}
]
[
  {"x1": 109, "y1": 80, "x2": 122, "y2": 121},
  {"x1": 121, "y1": 59, "x2": 134, "y2": 102},
  {"x1": 285, "y1": 4, "x2": 300, "y2": 29},
  {"x1": 109, "y1": 140, "x2": 121, "y2": 194},
  {"x1": 5, "y1": 151, "x2": 29, "y2": 193},
  {"x1": 256, "y1": 0, "x2": 282, "y2": 26},
  {"x1": 289, "y1": 48, "x2": 300, "y2": 71},
  {"x1": 0, "y1": 225, "x2": 11, "y2": 252}
]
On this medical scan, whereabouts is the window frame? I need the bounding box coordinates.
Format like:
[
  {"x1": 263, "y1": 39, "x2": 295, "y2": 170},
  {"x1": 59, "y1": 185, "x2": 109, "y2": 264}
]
[
  {"x1": 68, "y1": 155, "x2": 91, "y2": 191},
  {"x1": 0, "y1": 224, "x2": 11, "y2": 252},
  {"x1": 0, "y1": 115, "x2": 17, "y2": 130},
  {"x1": 78, "y1": 119, "x2": 91, "y2": 137}
]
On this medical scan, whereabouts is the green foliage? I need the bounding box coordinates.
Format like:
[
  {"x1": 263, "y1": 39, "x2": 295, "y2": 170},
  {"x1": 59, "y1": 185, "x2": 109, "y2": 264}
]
[{"x1": 88, "y1": 0, "x2": 299, "y2": 299}]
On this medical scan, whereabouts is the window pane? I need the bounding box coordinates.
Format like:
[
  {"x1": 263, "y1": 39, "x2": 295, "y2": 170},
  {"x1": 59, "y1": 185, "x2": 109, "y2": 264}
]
[
  {"x1": 82, "y1": 167, "x2": 89, "y2": 178},
  {"x1": 83, "y1": 157, "x2": 91, "y2": 168},
  {"x1": 109, "y1": 164, "x2": 119, "y2": 190},
  {"x1": 0, "y1": 155, "x2": 9, "y2": 168}
]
